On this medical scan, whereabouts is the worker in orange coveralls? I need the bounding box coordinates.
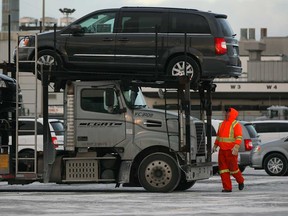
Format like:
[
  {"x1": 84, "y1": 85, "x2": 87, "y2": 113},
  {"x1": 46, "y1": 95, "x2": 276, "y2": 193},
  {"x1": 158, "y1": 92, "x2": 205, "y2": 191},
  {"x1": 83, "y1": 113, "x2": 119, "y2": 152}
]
[{"x1": 213, "y1": 108, "x2": 245, "y2": 192}]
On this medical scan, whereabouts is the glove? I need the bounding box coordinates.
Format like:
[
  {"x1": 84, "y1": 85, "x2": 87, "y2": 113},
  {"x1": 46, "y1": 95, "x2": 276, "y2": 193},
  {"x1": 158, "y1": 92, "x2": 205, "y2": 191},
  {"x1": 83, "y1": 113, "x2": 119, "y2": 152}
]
[
  {"x1": 232, "y1": 145, "x2": 240, "y2": 155},
  {"x1": 212, "y1": 145, "x2": 218, "y2": 153}
]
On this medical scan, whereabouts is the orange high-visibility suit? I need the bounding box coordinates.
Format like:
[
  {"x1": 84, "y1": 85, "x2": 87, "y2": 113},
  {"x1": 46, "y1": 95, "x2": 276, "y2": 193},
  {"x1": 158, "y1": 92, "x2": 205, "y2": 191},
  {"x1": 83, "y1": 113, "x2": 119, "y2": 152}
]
[{"x1": 214, "y1": 108, "x2": 244, "y2": 191}]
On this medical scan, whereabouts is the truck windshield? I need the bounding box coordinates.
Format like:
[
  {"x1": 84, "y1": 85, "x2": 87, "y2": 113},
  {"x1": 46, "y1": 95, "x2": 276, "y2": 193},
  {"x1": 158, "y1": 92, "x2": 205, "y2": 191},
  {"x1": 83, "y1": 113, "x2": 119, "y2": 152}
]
[{"x1": 122, "y1": 87, "x2": 147, "y2": 109}]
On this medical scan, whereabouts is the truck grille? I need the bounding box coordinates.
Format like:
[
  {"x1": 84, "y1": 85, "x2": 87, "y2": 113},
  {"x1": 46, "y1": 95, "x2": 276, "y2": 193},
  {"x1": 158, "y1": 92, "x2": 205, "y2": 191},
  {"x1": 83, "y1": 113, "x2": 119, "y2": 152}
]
[{"x1": 195, "y1": 122, "x2": 206, "y2": 155}]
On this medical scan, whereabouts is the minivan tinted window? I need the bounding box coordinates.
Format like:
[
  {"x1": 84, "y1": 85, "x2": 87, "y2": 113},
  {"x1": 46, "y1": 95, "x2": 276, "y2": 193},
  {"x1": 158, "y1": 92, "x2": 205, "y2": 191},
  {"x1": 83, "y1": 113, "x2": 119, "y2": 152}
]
[
  {"x1": 244, "y1": 124, "x2": 258, "y2": 138},
  {"x1": 121, "y1": 12, "x2": 166, "y2": 33},
  {"x1": 50, "y1": 121, "x2": 64, "y2": 136},
  {"x1": 169, "y1": 13, "x2": 211, "y2": 34},
  {"x1": 254, "y1": 123, "x2": 288, "y2": 133},
  {"x1": 19, "y1": 121, "x2": 43, "y2": 135},
  {"x1": 217, "y1": 18, "x2": 234, "y2": 36}
]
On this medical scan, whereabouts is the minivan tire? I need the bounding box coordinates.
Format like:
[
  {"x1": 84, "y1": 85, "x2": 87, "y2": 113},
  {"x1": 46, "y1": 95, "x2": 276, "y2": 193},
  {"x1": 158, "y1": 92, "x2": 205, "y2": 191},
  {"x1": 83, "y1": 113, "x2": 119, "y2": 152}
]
[
  {"x1": 166, "y1": 55, "x2": 200, "y2": 84},
  {"x1": 264, "y1": 153, "x2": 288, "y2": 176},
  {"x1": 36, "y1": 49, "x2": 62, "y2": 81}
]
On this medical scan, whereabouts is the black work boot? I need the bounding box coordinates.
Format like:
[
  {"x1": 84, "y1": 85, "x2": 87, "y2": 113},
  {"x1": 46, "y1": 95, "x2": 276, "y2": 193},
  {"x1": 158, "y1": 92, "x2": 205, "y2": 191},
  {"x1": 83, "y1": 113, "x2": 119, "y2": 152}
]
[
  {"x1": 222, "y1": 189, "x2": 232, "y2": 193},
  {"x1": 238, "y1": 183, "x2": 244, "y2": 191}
]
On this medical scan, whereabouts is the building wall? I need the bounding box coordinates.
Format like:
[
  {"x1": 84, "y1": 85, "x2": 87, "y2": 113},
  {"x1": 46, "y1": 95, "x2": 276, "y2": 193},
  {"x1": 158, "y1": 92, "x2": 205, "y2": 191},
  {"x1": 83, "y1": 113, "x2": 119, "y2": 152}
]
[{"x1": 1, "y1": 0, "x2": 19, "y2": 31}]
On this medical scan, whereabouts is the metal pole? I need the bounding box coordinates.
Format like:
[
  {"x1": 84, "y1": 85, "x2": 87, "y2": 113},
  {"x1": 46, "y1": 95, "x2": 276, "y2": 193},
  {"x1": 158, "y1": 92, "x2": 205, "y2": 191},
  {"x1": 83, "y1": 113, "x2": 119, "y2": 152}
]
[
  {"x1": 8, "y1": 15, "x2": 11, "y2": 65},
  {"x1": 42, "y1": 0, "x2": 45, "y2": 32},
  {"x1": 42, "y1": 65, "x2": 49, "y2": 183}
]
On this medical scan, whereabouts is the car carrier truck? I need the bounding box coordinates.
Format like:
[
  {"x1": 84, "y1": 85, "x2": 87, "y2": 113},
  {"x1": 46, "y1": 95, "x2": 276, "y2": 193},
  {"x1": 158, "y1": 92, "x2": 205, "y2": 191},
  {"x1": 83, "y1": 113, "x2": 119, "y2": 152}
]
[{"x1": 0, "y1": 31, "x2": 215, "y2": 192}]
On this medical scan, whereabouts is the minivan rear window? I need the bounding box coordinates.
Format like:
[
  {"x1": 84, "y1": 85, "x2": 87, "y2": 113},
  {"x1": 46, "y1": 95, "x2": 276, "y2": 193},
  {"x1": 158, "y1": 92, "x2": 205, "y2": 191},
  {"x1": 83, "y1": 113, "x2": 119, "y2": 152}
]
[
  {"x1": 169, "y1": 13, "x2": 211, "y2": 34},
  {"x1": 217, "y1": 18, "x2": 234, "y2": 37},
  {"x1": 50, "y1": 121, "x2": 64, "y2": 136},
  {"x1": 244, "y1": 124, "x2": 258, "y2": 138}
]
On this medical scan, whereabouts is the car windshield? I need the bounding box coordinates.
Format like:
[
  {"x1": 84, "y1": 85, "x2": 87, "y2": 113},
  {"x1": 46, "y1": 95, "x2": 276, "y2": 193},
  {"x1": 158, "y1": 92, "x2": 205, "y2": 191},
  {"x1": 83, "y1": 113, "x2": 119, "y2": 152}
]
[
  {"x1": 122, "y1": 86, "x2": 147, "y2": 109},
  {"x1": 245, "y1": 124, "x2": 258, "y2": 138},
  {"x1": 50, "y1": 121, "x2": 64, "y2": 136}
]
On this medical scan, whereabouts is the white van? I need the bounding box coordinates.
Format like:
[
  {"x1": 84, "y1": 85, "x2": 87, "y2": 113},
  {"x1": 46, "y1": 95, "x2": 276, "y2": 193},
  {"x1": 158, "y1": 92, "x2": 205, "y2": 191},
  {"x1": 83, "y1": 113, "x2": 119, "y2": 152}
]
[
  {"x1": 251, "y1": 120, "x2": 288, "y2": 143},
  {"x1": 12, "y1": 118, "x2": 64, "y2": 154}
]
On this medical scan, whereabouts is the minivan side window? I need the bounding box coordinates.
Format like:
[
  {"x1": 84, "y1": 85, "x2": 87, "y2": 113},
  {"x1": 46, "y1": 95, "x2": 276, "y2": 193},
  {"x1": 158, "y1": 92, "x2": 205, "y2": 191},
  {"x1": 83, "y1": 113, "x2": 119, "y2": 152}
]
[
  {"x1": 169, "y1": 13, "x2": 211, "y2": 34},
  {"x1": 254, "y1": 123, "x2": 288, "y2": 133},
  {"x1": 78, "y1": 12, "x2": 116, "y2": 33},
  {"x1": 121, "y1": 12, "x2": 166, "y2": 33},
  {"x1": 19, "y1": 121, "x2": 43, "y2": 135},
  {"x1": 278, "y1": 123, "x2": 288, "y2": 132}
]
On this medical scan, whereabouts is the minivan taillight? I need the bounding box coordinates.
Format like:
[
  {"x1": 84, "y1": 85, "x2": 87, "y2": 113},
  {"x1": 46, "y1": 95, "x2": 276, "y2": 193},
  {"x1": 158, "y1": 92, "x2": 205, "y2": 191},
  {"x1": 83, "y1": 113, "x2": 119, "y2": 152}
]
[
  {"x1": 244, "y1": 139, "x2": 253, "y2": 151},
  {"x1": 214, "y1": 37, "x2": 227, "y2": 55},
  {"x1": 52, "y1": 136, "x2": 58, "y2": 149}
]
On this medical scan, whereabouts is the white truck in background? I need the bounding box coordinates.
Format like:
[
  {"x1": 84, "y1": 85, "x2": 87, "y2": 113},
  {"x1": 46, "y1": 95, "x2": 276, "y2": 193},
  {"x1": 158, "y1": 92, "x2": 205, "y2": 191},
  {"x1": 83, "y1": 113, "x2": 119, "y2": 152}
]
[{"x1": 256, "y1": 106, "x2": 288, "y2": 120}]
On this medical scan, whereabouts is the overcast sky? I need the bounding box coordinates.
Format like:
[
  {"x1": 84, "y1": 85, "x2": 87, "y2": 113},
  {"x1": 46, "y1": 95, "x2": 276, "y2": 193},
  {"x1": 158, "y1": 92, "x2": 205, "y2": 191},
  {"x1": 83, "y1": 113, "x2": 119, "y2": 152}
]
[{"x1": 1, "y1": 0, "x2": 288, "y2": 40}]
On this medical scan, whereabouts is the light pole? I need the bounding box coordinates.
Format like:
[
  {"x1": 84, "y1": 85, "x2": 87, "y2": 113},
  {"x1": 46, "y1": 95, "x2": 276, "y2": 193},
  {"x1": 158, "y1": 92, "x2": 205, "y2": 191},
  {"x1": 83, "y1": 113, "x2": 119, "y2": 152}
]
[
  {"x1": 59, "y1": 8, "x2": 76, "y2": 26},
  {"x1": 42, "y1": 0, "x2": 45, "y2": 32}
]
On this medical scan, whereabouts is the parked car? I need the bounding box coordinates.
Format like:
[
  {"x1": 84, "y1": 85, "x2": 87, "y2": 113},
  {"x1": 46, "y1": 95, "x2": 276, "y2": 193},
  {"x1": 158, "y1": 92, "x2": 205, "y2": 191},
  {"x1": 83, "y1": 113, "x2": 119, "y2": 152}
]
[
  {"x1": 16, "y1": 7, "x2": 241, "y2": 89},
  {"x1": 11, "y1": 118, "x2": 64, "y2": 154},
  {"x1": 209, "y1": 119, "x2": 260, "y2": 174},
  {"x1": 0, "y1": 73, "x2": 17, "y2": 113},
  {"x1": 250, "y1": 136, "x2": 288, "y2": 176},
  {"x1": 10, "y1": 118, "x2": 64, "y2": 171},
  {"x1": 251, "y1": 120, "x2": 288, "y2": 144}
]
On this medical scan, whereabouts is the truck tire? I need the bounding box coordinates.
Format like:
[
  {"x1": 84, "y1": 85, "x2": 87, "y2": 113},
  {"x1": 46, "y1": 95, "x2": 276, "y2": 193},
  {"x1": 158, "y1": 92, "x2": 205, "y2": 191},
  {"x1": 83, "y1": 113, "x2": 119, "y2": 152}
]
[
  {"x1": 18, "y1": 149, "x2": 35, "y2": 172},
  {"x1": 213, "y1": 166, "x2": 219, "y2": 175},
  {"x1": 239, "y1": 165, "x2": 246, "y2": 173},
  {"x1": 36, "y1": 49, "x2": 62, "y2": 81},
  {"x1": 138, "y1": 153, "x2": 181, "y2": 192},
  {"x1": 175, "y1": 170, "x2": 196, "y2": 191},
  {"x1": 264, "y1": 153, "x2": 288, "y2": 176},
  {"x1": 166, "y1": 56, "x2": 200, "y2": 85}
]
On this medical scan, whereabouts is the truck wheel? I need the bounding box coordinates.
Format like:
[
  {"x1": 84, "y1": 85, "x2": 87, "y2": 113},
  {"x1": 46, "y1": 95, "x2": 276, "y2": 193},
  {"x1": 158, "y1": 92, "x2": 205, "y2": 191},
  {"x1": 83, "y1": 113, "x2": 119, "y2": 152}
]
[
  {"x1": 175, "y1": 171, "x2": 196, "y2": 191},
  {"x1": 18, "y1": 149, "x2": 35, "y2": 172},
  {"x1": 239, "y1": 165, "x2": 246, "y2": 173},
  {"x1": 138, "y1": 153, "x2": 181, "y2": 192},
  {"x1": 212, "y1": 166, "x2": 219, "y2": 175},
  {"x1": 36, "y1": 49, "x2": 62, "y2": 81},
  {"x1": 264, "y1": 153, "x2": 288, "y2": 176},
  {"x1": 166, "y1": 56, "x2": 200, "y2": 84}
]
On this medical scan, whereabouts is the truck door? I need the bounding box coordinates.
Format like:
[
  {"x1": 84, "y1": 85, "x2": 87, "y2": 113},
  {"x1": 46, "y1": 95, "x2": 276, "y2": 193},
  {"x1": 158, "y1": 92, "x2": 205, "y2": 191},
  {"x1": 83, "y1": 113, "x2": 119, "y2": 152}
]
[{"x1": 75, "y1": 86, "x2": 126, "y2": 148}]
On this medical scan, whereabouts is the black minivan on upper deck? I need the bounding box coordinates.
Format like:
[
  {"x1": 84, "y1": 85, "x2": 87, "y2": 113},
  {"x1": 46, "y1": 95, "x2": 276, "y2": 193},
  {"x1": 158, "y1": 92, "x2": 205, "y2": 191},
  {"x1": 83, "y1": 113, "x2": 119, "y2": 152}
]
[{"x1": 17, "y1": 7, "x2": 242, "y2": 85}]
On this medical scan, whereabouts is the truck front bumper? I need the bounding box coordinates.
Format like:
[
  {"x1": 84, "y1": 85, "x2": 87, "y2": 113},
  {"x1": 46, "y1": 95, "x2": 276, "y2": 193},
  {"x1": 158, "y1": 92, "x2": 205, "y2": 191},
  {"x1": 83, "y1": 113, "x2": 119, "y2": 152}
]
[{"x1": 182, "y1": 163, "x2": 213, "y2": 181}]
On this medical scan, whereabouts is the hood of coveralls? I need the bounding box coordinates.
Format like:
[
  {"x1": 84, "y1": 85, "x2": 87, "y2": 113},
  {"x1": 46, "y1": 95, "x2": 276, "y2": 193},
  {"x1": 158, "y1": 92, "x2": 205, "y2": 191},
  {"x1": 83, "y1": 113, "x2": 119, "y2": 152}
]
[{"x1": 227, "y1": 108, "x2": 238, "y2": 121}]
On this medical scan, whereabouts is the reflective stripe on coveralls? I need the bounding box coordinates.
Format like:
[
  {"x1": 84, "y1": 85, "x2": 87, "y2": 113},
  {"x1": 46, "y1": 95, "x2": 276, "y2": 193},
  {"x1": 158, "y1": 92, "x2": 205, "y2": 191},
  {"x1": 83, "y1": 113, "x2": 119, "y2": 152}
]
[{"x1": 219, "y1": 168, "x2": 240, "y2": 174}]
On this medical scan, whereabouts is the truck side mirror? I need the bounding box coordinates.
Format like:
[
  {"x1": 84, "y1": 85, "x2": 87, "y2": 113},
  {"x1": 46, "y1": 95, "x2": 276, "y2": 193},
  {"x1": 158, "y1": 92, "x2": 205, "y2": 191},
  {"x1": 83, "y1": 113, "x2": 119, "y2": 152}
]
[{"x1": 105, "y1": 89, "x2": 115, "y2": 107}]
